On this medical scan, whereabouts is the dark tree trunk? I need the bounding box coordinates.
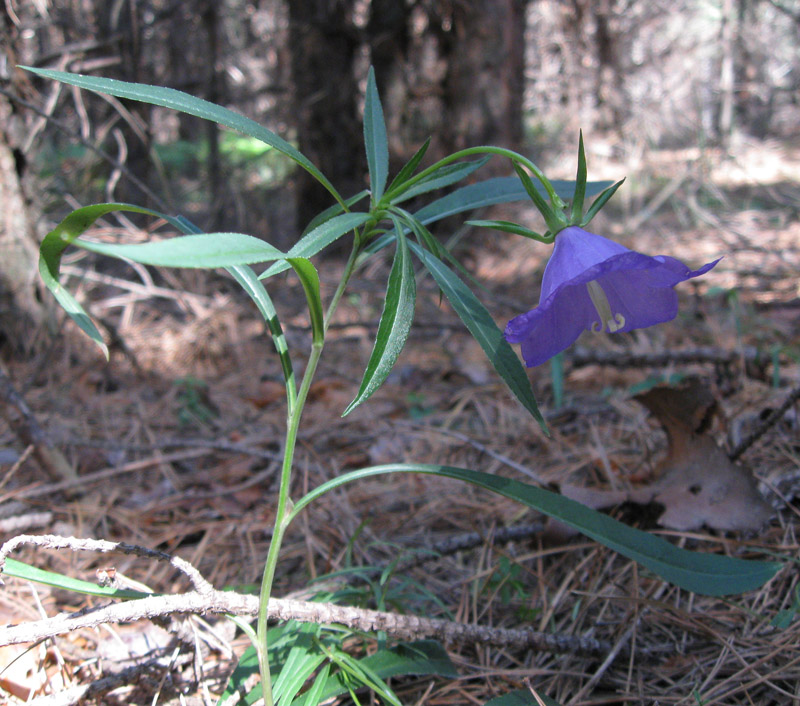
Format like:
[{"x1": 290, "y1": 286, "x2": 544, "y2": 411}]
[
  {"x1": 0, "y1": 12, "x2": 47, "y2": 352},
  {"x1": 288, "y1": 0, "x2": 364, "y2": 228},
  {"x1": 436, "y1": 0, "x2": 527, "y2": 155}
]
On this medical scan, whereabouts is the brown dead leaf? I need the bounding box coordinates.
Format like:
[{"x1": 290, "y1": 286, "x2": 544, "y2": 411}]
[
  {"x1": 551, "y1": 378, "x2": 773, "y2": 535},
  {"x1": 635, "y1": 378, "x2": 773, "y2": 532}
]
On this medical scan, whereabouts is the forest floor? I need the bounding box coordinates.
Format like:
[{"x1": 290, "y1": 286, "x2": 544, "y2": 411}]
[{"x1": 1, "y1": 135, "x2": 800, "y2": 705}]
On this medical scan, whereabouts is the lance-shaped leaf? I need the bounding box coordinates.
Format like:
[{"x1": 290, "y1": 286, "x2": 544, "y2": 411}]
[
  {"x1": 385, "y1": 137, "x2": 430, "y2": 194},
  {"x1": 24, "y1": 67, "x2": 343, "y2": 207},
  {"x1": 388, "y1": 157, "x2": 491, "y2": 203},
  {"x1": 161, "y1": 215, "x2": 297, "y2": 408},
  {"x1": 287, "y1": 257, "x2": 324, "y2": 346},
  {"x1": 300, "y1": 190, "x2": 370, "y2": 238},
  {"x1": 344, "y1": 224, "x2": 416, "y2": 415},
  {"x1": 38, "y1": 202, "x2": 183, "y2": 358},
  {"x1": 290, "y1": 465, "x2": 783, "y2": 597},
  {"x1": 78, "y1": 231, "x2": 285, "y2": 268},
  {"x1": 412, "y1": 176, "x2": 610, "y2": 228},
  {"x1": 364, "y1": 66, "x2": 389, "y2": 203},
  {"x1": 259, "y1": 212, "x2": 372, "y2": 279},
  {"x1": 411, "y1": 243, "x2": 546, "y2": 433}
]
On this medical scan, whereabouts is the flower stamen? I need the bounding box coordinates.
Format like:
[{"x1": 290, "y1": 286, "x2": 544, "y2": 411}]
[{"x1": 586, "y1": 280, "x2": 626, "y2": 333}]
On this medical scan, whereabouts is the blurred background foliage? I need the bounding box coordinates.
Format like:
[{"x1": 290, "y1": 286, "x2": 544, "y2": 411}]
[{"x1": 1, "y1": 0, "x2": 798, "y2": 346}]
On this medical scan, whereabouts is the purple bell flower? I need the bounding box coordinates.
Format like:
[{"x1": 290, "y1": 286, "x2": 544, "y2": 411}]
[{"x1": 505, "y1": 227, "x2": 720, "y2": 367}]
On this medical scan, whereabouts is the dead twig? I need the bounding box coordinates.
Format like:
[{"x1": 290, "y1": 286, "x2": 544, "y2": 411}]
[
  {"x1": 0, "y1": 534, "x2": 612, "y2": 658},
  {"x1": 0, "y1": 534, "x2": 214, "y2": 596},
  {"x1": 730, "y1": 382, "x2": 800, "y2": 461},
  {"x1": 568, "y1": 345, "x2": 763, "y2": 370},
  {"x1": 0, "y1": 362, "x2": 77, "y2": 482}
]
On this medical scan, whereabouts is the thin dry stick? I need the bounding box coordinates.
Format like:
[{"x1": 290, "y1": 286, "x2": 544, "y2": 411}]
[
  {"x1": 0, "y1": 534, "x2": 611, "y2": 658},
  {"x1": 568, "y1": 345, "x2": 761, "y2": 369},
  {"x1": 729, "y1": 382, "x2": 800, "y2": 460},
  {"x1": 0, "y1": 535, "x2": 213, "y2": 596},
  {"x1": 0, "y1": 362, "x2": 77, "y2": 482}
]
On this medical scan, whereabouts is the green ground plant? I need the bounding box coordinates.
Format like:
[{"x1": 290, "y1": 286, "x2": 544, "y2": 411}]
[{"x1": 2, "y1": 65, "x2": 783, "y2": 706}]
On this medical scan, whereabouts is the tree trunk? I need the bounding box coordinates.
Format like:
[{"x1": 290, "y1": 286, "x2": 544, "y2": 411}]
[
  {"x1": 288, "y1": 0, "x2": 364, "y2": 228},
  {"x1": 0, "y1": 12, "x2": 47, "y2": 352},
  {"x1": 437, "y1": 0, "x2": 527, "y2": 155}
]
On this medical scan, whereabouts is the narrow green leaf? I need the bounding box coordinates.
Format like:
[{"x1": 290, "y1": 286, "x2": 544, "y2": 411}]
[
  {"x1": 581, "y1": 177, "x2": 626, "y2": 227},
  {"x1": 291, "y1": 465, "x2": 782, "y2": 597},
  {"x1": 364, "y1": 66, "x2": 389, "y2": 202},
  {"x1": 272, "y1": 624, "x2": 325, "y2": 705},
  {"x1": 325, "y1": 648, "x2": 403, "y2": 706},
  {"x1": 411, "y1": 176, "x2": 610, "y2": 228},
  {"x1": 287, "y1": 258, "x2": 324, "y2": 346},
  {"x1": 218, "y1": 621, "x2": 313, "y2": 705},
  {"x1": 216, "y1": 643, "x2": 259, "y2": 705},
  {"x1": 301, "y1": 190, "x2": 370, "y2": 237},
  {"x1": 298, "y1": 662, "x2": 331, "y2": 706},
  {"x1": 292, "y1": 641, "x2": 456, "y2": 706},
  {"x1": 344, "y1": 226, "x2": 416, "y2": 415},
  {"x1": 259, "y1": 212, "x2": 372, "y2": 279},
  {"x1": 570, "y1": 130, "x2": 587, "y2": 222},
  {"x1": 412, "y1": 244, "x2": 546, "y2": 433},
  {"x1": 24, "y1": 67, "x2": 343, "y2": 206},
  {"x1": 38, "y1": 202, "x2": 189, "y2": 358},
  {"x1": 513, "y1": 162, "x2": 557, "y2": 224},
  {"x1": 79, "y1": 232, "x2": 285, "y2": 268},
  {"x1": 228, "y1": 265, "x2": 296, "y2": 409},
  {"x1": 466, "y1": 219, "x2": 546, "y2": 241},
  {"x1": 2, "y1": 558, "x2": 150, "y2": 600},
  {"x1": 390, "y1": 157, "x2": 491, "y2": 203},
  {"x1": 392, "y1": 208, "x2": 445, "y2": 260},
  {"x1": 137, "y1": 213, "x2": 298, "y2": 409},
  {"x1": 385, "y1": 138, "x2": 430, "y2": 194}
]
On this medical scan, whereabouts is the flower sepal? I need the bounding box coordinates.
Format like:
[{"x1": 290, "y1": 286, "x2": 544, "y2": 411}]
[{"x1": 465, "y1": 219, "x2": 553, "y2": 243}]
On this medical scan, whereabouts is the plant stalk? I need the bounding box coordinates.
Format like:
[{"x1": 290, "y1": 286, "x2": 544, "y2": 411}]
[{"x1": 254, "y1": 234, "x2": 367, "y2": 703}]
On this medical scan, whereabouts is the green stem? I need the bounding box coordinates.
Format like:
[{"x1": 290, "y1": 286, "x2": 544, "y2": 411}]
[{"x1": 254, "y1": 235, "x2": 366, "y2": 703}]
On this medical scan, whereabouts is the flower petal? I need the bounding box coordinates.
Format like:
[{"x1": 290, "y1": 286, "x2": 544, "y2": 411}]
[
  {"x1": 541, "y1": 227, "x2": 628, "y2": 299},
  {"x1": 505, "y1": 282, "x2": 596, "y2": 366},
  {"x1": 506, "y1": 226, "x2": 721, "y2": 367}
]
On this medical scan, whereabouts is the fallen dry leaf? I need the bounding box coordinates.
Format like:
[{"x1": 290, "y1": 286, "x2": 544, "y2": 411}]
[
  {"x1": 554, "y1": 378, "x2": 773, "y2": 534},
  {"x1": 635, "y1": 377, "x2": 773, "y2": 532}
]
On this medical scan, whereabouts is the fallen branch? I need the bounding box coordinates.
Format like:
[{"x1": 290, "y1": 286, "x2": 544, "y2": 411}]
[
  {"x1": 0, "y1": 587, "x2": 611, "y2": 657},
  {"x1": 0, "y1": 534, "x2": 610, "y2": 658}
]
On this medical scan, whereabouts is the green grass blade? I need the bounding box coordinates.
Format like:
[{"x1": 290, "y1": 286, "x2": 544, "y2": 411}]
[
  {"x1": 292, "y1": 641, "x2": 456, "y2": 706},
  {"x1": 412, "y1": 244, "x2": 546, "y2": 433},
  {"x1": 23, "y1": 67, "x2": 343, "y2": 207},
  {"x1": 259, "y1": 212, "x2": 372, "y2": 279},
  {"x1": 296, "y1": 662, "x2": 331, "y2": 706},
  {"x1": 291, "y1": 465, "x2": 782, "y2": 597},
  {"x1": 2, "y1": 558, "x2": 150, "y2": 599},
  {"x1": 272, "y1": 624, "x2": 325, "y2": 705},
  {"x1": 364, "y1": 66, "x2": 389, "y2": 202},
  {"x1": 344, "y1": 225, "x2": 416, "y2": 415}
]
